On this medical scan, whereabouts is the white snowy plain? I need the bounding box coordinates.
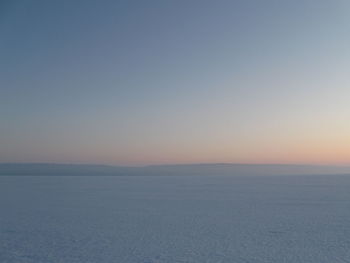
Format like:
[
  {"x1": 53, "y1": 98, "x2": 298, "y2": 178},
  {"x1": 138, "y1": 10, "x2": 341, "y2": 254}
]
[{"x1": 1, "y1": 175, "x2": 350, "y2": 263}]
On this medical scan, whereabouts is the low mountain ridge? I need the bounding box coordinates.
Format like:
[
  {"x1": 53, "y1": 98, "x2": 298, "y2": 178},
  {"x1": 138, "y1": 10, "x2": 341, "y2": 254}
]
[{"x1": 1, "y1": 163, "x2": 350, "y2": 176}]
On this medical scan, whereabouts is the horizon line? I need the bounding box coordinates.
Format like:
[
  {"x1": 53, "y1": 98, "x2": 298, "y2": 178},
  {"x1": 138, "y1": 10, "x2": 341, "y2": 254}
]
[{"x1": 1, "y1": 162, "x2": 350, "y2": 168}]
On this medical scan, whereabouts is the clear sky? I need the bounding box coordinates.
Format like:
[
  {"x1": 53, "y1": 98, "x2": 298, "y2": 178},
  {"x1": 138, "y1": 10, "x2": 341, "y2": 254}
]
[{"x1": 1, "y1": 0, "x2": 350, "y2": 165}]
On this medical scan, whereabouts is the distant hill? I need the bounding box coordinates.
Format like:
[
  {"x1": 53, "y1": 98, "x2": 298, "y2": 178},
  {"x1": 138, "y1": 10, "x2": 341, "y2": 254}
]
[
  {"x1": 0, "y1": 163, "x2": 133, "y2": 176},
  {"x1": 1, "y1": 163, "x2": 350, "y2": 176}
]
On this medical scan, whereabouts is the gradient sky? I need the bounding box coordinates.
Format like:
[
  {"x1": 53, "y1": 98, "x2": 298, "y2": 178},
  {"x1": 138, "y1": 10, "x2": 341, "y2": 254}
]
[{"x1": 1, "y1": 0, "x2": 350, "y2": 165}]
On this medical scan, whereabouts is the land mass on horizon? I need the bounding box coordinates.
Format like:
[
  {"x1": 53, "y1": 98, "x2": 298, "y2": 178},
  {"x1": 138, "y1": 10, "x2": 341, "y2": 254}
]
[{"x1": 1, "y1": 163, "x2": 350, "y2": 176}]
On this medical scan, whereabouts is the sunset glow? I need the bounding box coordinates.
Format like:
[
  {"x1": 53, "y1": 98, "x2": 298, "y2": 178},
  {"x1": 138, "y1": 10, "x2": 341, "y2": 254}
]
[{"x1": 1, "y1": 1, "x2": 350, "y2": 165}]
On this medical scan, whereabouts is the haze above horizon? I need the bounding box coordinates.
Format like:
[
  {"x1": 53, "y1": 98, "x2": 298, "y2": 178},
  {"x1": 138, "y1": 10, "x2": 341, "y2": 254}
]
[{"x1": 1, "y1": 0, "x2": 350, "y2": 165}]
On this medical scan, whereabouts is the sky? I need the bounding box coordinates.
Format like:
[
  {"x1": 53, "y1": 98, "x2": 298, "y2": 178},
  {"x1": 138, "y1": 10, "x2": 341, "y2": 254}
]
[{"x1": 1, "y1": 0, "x2": 350, "y2": 166}]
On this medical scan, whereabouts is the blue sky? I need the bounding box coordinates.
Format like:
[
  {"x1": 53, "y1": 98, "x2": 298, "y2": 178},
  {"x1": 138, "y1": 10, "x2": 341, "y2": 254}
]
[{"x1": 1, "y1": 0, "x2": 350, "y2": 165}]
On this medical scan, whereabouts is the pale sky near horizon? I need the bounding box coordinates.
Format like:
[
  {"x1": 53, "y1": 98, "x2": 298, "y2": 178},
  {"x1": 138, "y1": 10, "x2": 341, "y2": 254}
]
[{"x1": 1, "y1": 0, "x2": 350, "y2": 165}]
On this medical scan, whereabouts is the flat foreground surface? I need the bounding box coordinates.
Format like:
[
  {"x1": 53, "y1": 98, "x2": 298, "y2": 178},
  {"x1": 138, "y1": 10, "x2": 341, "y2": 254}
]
[{"x1": 1, "y1": 175, "x2": 350, "y2": 262}]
